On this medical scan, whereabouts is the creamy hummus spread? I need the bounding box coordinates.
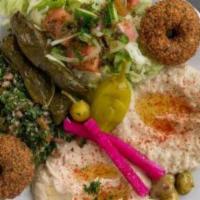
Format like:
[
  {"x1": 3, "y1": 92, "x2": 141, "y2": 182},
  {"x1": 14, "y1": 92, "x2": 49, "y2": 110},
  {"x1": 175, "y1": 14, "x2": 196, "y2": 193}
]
[
  {"x1": 114, "y1": 65, "x2": 200, "y2": 174},
  {"x1": 33, "y1": 65, "x2": 200, "y2": 200},
  {"x1": 32, "y1": 141, "x2": 151, "y2": 200}
]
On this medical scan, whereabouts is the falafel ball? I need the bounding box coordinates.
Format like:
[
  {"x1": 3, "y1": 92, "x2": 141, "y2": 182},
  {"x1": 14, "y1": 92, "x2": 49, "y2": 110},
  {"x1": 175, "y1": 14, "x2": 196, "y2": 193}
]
[
  {"x1": 139, "y1": 0, "x2": 200, "y2": 65},
  {"x1": 0, "y1": 135, "x2": 35, "y2": 199}
]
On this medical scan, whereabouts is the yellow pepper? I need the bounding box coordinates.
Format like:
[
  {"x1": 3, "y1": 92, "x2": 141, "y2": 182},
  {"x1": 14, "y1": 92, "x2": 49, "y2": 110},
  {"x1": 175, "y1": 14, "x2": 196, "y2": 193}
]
[
  {"x1": 91, "y1": 72, "x2": 132, "y2": 132},
  {"x1": 114, "y1": 0, "x2": 128, "y2": 16}
]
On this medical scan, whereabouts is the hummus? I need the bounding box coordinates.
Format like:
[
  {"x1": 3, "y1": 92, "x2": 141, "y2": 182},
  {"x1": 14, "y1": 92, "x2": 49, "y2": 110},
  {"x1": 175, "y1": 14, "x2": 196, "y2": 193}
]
[
  {"x1": 33, "y1": 65, "x2": 200, "y2": 200},
  {"x1": 32, "y1": 141, "x2": 151, "y2": 200},
  {"x1": 114, "y1": 65, "x2": 200, "y2": 174}
]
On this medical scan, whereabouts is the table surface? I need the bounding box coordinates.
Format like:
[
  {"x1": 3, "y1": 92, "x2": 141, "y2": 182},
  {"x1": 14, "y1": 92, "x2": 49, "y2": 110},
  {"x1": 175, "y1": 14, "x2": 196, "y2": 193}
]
[{"x1": 188, "y1": 0, "x2": 200, "y2": 11}]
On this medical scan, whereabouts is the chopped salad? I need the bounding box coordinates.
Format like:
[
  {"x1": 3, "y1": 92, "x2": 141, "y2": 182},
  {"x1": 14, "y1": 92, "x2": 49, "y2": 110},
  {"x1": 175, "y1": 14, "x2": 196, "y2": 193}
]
[{"x1": 0, "y1": 0, "x2": 163, "y2": 86}]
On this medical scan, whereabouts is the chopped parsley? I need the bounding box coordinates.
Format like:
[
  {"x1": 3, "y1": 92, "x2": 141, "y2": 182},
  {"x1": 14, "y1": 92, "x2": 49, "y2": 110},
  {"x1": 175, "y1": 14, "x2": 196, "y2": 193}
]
[
  {"x1": 0, "y1": 53, "x2": 70, "y2": 166},
  {"x1": 0, "y1": 88, "x2": 31, "y2": 112},
  {"x1": 83, "y1": 180, "x2": 101, "y2": 195}
]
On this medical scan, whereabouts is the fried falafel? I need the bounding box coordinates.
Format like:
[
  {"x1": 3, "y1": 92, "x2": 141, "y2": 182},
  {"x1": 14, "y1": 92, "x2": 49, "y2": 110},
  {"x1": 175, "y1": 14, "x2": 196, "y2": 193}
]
[
  {"x1": 139, "y1": 0, "x2": 200, "y2": 65},
  {"x1": 0, "y1": 135, "x2": 35, "y2": 199}
]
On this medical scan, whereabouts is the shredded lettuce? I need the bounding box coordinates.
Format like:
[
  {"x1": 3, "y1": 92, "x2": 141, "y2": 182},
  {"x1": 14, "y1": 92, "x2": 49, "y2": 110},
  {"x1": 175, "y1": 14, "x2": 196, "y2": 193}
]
[
  {"x1": 27, "y1": 0, "x2": 68, "y2": 26},
  {"x1": 0, "y1": 0, "x2": 29, "y2": 17},
  {"x1": 45, "y1": 54, "x2": 66, "y2": 67},
  {"x1": 65, "y1": 0, "x2": 105, "y2": 11},
  {"x1": 91, "y1": 0, "x2": 106, "y2": 11},
  {"x1": 103, "y1": 43, "x2": 163, "y2": 84},
  {"x1": 125, "y1": 42, "x2": 150, "y2": 66},
  {"x1": 125, "y1": 43, "x2": 163, "y2": 83},
  {"x1": 127, "y1": 61, "x2": 163, "y2": 84},
  {"x1": 28, "y1": 0, "x2": 68, "y2": 14},
  {"x1": 78, "y1": 0, "x2": 106, "y2": 10},
  {"x1": 51, "y1": 34, "x2": 79, "y2": 46},
  {"x1": 28, "y1": 9, "x2": 46, "y2": 26},
  {"x1": 35, "y1": 0, "x2": 66, "y2": 11},
  {"x1": 134, "y1": 0, "x2": 152, "y2": 16},
  {"x1": 72, "y1": 69, "x2": 101, "y2": 89},
  {"x1": 78, "y1": 0, "x2": 106, "y2": 4},
  {"x1": 64, "y1": 0, "x2": 82, "y2": 11}
]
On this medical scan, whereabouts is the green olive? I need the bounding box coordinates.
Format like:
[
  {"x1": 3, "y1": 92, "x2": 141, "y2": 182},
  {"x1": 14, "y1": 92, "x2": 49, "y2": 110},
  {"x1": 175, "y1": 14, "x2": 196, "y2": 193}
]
[
  {"x1": 151, "y1": 174, "x2": 176, "y2": 199},
  {"x1": 70, "y1": 100, "x2": 90, "y2": 122},
  {"x1": 164, "y1": 191, "x2": 179, "y2": 200},
  {"x1": 175, "y1": 171, "x2": 194, "y2": 195}
]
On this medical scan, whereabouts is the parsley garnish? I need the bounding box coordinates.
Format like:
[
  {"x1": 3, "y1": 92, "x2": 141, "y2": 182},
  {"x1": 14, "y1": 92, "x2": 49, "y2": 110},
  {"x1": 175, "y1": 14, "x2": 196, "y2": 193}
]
[{"x1": 83, "y1": 180, "x2": 101, "y2": 195}]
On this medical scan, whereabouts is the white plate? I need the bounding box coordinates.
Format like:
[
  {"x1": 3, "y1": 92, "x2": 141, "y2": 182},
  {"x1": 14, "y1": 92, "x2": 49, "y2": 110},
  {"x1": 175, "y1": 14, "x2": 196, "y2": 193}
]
[{"x1": 0, "y1": 5, "x2": 200, "y2": 200}]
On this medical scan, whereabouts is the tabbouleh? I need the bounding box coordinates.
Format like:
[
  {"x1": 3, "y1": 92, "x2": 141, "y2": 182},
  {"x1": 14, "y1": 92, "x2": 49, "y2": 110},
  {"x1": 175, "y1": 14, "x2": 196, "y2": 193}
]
[{"x1": 0, "y1": 53, "x2": 73, "y2": 166}]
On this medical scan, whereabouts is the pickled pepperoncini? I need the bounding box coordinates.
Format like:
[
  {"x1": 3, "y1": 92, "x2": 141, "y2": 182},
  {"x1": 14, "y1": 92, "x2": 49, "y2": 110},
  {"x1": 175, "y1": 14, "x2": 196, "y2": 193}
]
[{"x1": 91, "y1": 71, "x2": 132, "y2": 132}]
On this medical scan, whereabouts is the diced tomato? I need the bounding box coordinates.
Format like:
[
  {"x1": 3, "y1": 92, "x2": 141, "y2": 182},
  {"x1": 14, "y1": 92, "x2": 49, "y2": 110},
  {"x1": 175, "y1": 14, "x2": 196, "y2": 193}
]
[
  {"x1": 80, "y1": 46, "x2": 96, "y2": 56},
  {"x1": 66, "y1": 45, "x2": 91, "y2": 58},
  {"x1": 127, "y1": 0, "x2": 140, "y2": 9},
  {"x1": 118, "y1": 20, "x2": 138, "y2": 42},
  {"x1": 43, "y1": 8, "x2": 73, "y2": 38},
  {"x1": 66, "y1": 45, "x2": 100, "y2": 72},
  {"x1": 79, "y1": 57, "x2": 100, "y2": 72},
  {"x1": 66, "y1": 48, "x2": 75, "y2": 58}
]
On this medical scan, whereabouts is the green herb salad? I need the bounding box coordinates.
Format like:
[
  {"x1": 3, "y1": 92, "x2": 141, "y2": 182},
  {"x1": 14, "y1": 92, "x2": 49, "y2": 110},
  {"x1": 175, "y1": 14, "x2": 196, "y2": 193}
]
[
  {"x1": 0, "y1": 0, "x2": 163, "y2": 165},
  {"x1": 0, "y1": 0, "x2": 162, "y2": 86}
]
